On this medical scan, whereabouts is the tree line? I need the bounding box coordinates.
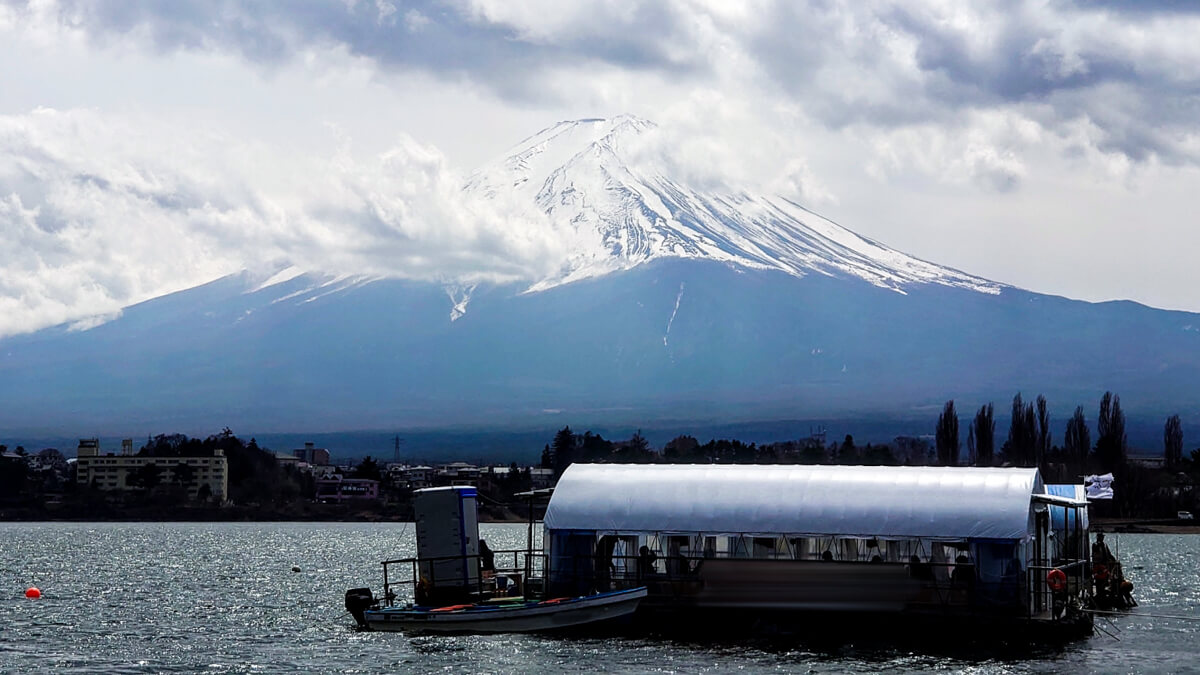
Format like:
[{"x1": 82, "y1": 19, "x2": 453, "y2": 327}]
[
  {"x1": 932, "y1": 390, "x2": 1196, "y2": 517},
  {"x1": 932, "y1": 391, "x2": 1184, "y2": 475},
  {"x1": 543, "y1": 391, "x2": 1199, "y2": 518},
  {"x1": 544, "y1": 426, "x2": 907, "y2": 473}
]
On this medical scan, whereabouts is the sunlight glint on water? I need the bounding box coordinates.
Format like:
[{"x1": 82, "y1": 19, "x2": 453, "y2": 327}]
[{"x1": 1, "y1": 523, "x2": 1197, "y2": 674}]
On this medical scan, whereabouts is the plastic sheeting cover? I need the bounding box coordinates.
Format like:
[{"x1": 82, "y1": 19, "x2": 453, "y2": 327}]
[
  {"x1": 1047, "y1": 484, "x2": 1089, "y2": 532},
  {"x1": 544, "y1": 464, "x2": 1043, "y2": 540}
]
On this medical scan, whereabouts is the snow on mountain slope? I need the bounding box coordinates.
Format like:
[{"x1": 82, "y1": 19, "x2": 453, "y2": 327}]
[
  {"x1": 67, "y1": 115, "x2": 1002, "y2": 332},
  {"x1": 468, "y1": 115, "x2": 1001, "y2": 295}
]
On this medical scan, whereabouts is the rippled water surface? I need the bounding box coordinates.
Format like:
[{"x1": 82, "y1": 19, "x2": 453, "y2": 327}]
[{"x1": 2, "y1": 523, "x2": 1197, "y2": 673}]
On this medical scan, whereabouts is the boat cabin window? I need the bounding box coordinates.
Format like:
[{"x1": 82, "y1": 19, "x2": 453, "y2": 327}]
[
  {"x1": 731, "y1": 535, "x2": 750, "y2": 558},
  {"x1": 752, "y1": 537, "x2": 776, "y2": 558},
  {"x1": 666, "y1": 536, "x2": 692, "y2": 575},
  {"x1": 789, "y1": 536, "x2": 835, "y2": 560},
  {"x1": 611, "y1": 535, "x2": 639, "y2": 580}
]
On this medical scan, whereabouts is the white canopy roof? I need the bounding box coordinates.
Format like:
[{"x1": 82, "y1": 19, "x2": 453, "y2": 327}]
[{"x1": 544, "y1": 464, "x2": 1043, "y2": 540}]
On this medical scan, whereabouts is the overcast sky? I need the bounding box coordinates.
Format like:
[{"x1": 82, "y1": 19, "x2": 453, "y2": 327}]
[{"x1": 2, "y1": 0, "x2": 1200, "y2": 337}]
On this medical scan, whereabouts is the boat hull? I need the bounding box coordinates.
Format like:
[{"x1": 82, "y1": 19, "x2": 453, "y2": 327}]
[{"x1": 363, "y1": 587, "x2": 647, "y2": 634}]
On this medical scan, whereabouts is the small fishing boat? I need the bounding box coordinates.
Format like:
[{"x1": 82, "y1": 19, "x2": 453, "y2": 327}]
[
  {"x1": 346, "y1": 485, "x2": 646, "y2": 634},
  {"x1": 358, "y1": 587, "x2": 647, "y2": 634}
]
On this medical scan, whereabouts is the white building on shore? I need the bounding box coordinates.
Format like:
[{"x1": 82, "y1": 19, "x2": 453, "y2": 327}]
[{"x1": 75, "y1": 438, "x2": 228, "y2": 501}]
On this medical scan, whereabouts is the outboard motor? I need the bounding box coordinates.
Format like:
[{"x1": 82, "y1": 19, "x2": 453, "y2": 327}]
[{"x1": 345, "y1": 587, "x2": 375, "y2": 629}]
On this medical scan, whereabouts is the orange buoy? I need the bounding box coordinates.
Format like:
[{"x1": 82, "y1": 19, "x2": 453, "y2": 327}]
[
  {"x1": 25, "y1": 587, "x2": 41, "y2": 599},
  {"x1": 1046, "y1": 568, "x2": 1067, "y2": 592}
]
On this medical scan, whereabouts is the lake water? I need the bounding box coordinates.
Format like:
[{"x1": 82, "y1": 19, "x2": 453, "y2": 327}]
[{"x1": 1, "y1": 523, "x2": 1197, "y2": 673}]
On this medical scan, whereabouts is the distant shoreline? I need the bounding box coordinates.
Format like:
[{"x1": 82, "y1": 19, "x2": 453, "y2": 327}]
[
  {"x1": 2, "y1": 511, "x2": 1193, "y2": 531},
  {"x1": 0, "y1": 503, "x2": 534, "y2": 524},
  {"x1": 1091, "y1": 517, "x2": 1200, "y2": 535}
]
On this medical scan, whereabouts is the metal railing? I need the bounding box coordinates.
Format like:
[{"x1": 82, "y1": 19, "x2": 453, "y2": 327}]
[
  {"x1": 378, "y1": 548, "x2": 547, "y2": 606},
  {"x1": 1024, "y1": 559, "x2": 1090, "y2": 620}
]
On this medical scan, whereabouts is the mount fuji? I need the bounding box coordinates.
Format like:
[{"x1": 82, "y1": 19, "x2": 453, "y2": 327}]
[
  {"x1": 2, "y1": 116, "x2": 1199, "y2": 436},
  {"x1": 467, "y1": 115, "x2": 999, "y2": 296}
]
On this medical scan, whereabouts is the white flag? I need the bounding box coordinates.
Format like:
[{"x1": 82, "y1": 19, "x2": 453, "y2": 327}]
[{"x1": 1085, "y1": 473, "x2": 1114, "y2": 500}]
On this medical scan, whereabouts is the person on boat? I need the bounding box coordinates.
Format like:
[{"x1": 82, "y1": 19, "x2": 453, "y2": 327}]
[
  {"x1": 637, "y1": 545, "x2": 658, "y2": 578},
  {"x1": 1092, "y1": 531, "x2": 1121, "y2": 600},
  {"x1": 667, "y1": 537, "x2": 691, "y2": 576},
  {"x1": 479, "y1": 539, "x2": 496, "y2": 576},
  {"x1": 1092, "y1": 532, "x2": 1115, "y2": 566},
  {"x1": 908, "y1": 555, "x2": 933, "y2": 580},
  {"x1": 1118, "y1": 577, "x2": 1137, "y2": 608},
  {"x1": 595, "y1": 535, "x2": 618, "y2": 590},
  {"x1": 951, "y1": 554, "x2": 973, "y2": 588}
]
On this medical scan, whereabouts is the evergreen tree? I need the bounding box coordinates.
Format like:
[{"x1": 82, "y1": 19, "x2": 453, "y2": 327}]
[
  {"x1": 860, "y1": 443, "x2": 897, "y2": 466},
  {"x1": 551, "y1": 426, "x2": 576, "y2": 477},
  {"x1": 1065, "y1": 406, "x2": 1091, "y2": 474},
  {"x1": 354, "y1": 456, "x2": 382, "y2": 481},
  {"x1": 579, "y1": 432, "x2": 613, "y2": 462},
  {"x1": 629, "y1": 430, "x2": 649, "y2": 454},
  {"x1": 1023, "y1": 404, "x2": 1037, "y2": 465},
  {"x1": 967, "y1": 422, "x2": 976, "y2": 466},
  {"x1": 1007, "y1": 393, "x2": 1037, "y2": 466},
  {"x1": 1007, "y1": 393, "x2": 1023, "y2": 464},
  {"x1": 613, "y1": 430, "x2": 653, "y2": 463},
  {"x1": 540, "y1": 444, "x2": 552, "y2": 469},
  {"x1": 974, "y1": 403, "x2": 995, "y2": 466},
  {"x1": 839, "y1": 434, "x2": 859, "y2": 464},
  {"x1": 935, "y1": 400, "x2": 960, "y2": 465},
  {"x1": 1036, "y1": 395, "x2": 1050, "y2": 468},
  {"x1": 664, "y1": 435, "x2": 699, "y2": 460},
  {"x1": 1095, "y1": 392, "x2": 1128, "y2": 472},
  {"x1": 1164, "y1": 414, "x2": 1183, "y2": 471}
]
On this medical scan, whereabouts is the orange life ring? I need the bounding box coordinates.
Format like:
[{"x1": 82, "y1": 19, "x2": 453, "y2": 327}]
[{"x1": 1047, "y1": 568, "x2": 1067, "y2": 592}]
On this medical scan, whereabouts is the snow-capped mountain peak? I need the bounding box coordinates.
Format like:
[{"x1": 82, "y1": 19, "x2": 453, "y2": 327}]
[{"x1": 467, "y1": 115, "x2": 1000, "y2": 295}]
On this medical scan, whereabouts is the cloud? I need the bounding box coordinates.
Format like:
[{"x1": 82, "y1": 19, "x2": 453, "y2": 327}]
[
  {"x1": 0, "y1": 107, "x2": 572, "y2": 338},
  {"x1": 10, "y1": 0, "x2": 1199, "y2": 179},
  {"x1": 618, "y1": 94, "x2": 838, "y2": 205},
  {"x1": 863, "y1": 110, "x2": 1041, "y2": 192},
  {"x1": 2, "y1": 0, "x2": 1200, "y2": 321}
]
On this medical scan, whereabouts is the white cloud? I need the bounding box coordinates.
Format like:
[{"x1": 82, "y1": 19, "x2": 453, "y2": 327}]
[
  {"x1": 2, "y1": 0, "x2": 1200, "y2": 327},
  {"x1": 0, "y1": 107, "x2": 573, "y2": 338},
  {"x1": 864, "y1": 110, "x2": 1041, "y2": 192}
]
